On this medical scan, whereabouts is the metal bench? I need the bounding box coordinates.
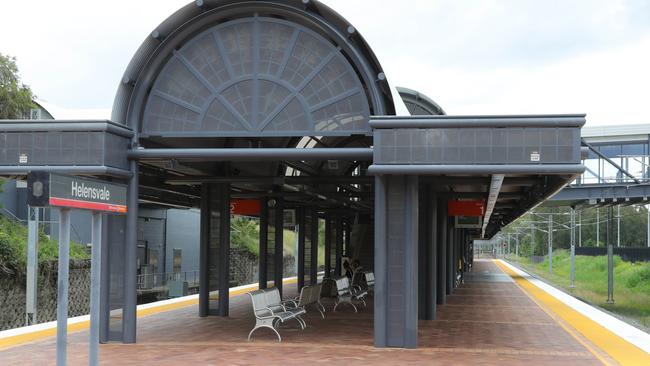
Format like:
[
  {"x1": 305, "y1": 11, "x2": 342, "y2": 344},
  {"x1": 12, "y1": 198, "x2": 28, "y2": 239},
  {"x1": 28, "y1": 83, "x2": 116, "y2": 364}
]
[
  {"x1": 329, "y1": 276, "x2": 368, "y2": 312},
  {"x1": 285, "y1": 283, "x2": 326, "y2": 320},
  {"x1": 365, "y1": 271, "x2": 375, "y2": 293},
  {"x1": 247, "y1": 287, "x2": 306, "y2": 342}
]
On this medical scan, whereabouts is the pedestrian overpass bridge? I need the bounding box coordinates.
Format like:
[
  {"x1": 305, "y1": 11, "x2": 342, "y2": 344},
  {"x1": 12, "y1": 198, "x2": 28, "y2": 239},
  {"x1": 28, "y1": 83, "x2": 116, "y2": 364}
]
[{"x1": 550, "y1": 124, "x2": 650, "y2": 207}]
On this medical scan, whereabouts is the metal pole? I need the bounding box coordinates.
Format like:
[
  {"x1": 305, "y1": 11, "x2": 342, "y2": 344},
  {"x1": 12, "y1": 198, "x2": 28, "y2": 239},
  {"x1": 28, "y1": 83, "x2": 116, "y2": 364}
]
[
  {"x1": 26, "y1": 206, "x2": 39, "y2": 325},
  {"x1": 578, "y1": 210, "x2": 582, "y2": 247},
  {"x1": 507, "y1": 233, "x2": 511, "y2": 256},
  {"x1": 548, "y1": 215, "x2": 553, "y2": 274},
  {"x1": 596, "y1": 207, "x2": 600, "y2": 246},
  {"x1": 617, "y1": 205, "x2": 621, "y2": 248},
  {"x1": 57, "y1": 208, "x2": 71, "y2": 366},
  {"x1": 89, "y1": 212, "x2": 102, "y2": 366},
  {"x1": 607, "y1": 206, "x2": 615, "y2": 304},
  {"x1": 647, "y1": 204, "x2": 650, "y2": 248},
  {"x1": 515, "y1": 234, "x2": 519, "y2": 259},
  {"x1": 570, "y1": 208, "x2": 576, "y2": 288},
  {"x1": 531, "y1": 222, "x2": 535, "y2": 262}
]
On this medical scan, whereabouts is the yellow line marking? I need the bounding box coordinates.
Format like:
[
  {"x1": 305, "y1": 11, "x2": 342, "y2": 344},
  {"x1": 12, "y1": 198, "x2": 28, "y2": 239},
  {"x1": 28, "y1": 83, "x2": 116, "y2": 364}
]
[
  {"x1": 494, "y1": 260, "x2": 650, "y2": 366},
  {"x1": 0, "y1": 277, "x2": 298, "y2": 350}
]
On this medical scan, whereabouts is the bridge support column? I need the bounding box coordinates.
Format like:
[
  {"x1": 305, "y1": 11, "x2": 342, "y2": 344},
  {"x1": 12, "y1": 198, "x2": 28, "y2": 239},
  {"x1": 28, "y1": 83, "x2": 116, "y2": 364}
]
[{"x1": 374, "y1": 175, "x2": 418, "y2": 348}]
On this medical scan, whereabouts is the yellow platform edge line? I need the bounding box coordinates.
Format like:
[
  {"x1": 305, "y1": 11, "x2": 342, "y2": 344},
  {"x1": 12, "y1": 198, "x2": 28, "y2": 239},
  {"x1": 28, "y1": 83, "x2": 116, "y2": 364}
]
[
  {"x1": 494, "y1": 259, "x2": 650, "y2": 366},
  {"x1": 0, "y1": 277, "x2": 298, "y2": 350}
]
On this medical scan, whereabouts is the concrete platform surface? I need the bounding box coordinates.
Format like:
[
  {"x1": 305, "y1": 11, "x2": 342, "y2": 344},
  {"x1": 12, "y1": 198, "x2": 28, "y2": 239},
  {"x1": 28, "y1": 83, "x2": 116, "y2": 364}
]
[{"x1": 0, "y1": 260, "x2": 615, "y2": 365}]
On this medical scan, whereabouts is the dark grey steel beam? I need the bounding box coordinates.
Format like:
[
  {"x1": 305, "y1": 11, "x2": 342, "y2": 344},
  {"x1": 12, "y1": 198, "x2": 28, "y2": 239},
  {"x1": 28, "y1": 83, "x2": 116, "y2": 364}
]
[
  {"x1": 165, "y1": 175, "x2": 373, "y2": 185},
  {"x1": 129, "y1": 148, "x2": 373, "y2": 161},
  {"x1": 370, "y1": 114, "x2": 586, "y2": 129},
  {"x1": 0, "y1": 120, "x2": 134, "y2": 138},
  {"x1": 0, "y1": 166, "x2": 132, "y2": 178},
  {"x1": 368, "y1": 164, "x2": 585, "y2": 175}
]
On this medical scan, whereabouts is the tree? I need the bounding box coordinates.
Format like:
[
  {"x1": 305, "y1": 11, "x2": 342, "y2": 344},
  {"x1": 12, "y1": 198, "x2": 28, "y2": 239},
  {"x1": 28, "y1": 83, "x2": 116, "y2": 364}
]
[{"x1": 0, "y1": 53, "x2": 34, "y2": 119}]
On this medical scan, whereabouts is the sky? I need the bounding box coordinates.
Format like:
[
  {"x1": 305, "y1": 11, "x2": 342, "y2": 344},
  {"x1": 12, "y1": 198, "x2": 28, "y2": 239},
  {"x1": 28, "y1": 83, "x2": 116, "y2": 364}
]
[{"x1": 1, "y1": 0, "x2": 649, "y2": 126}]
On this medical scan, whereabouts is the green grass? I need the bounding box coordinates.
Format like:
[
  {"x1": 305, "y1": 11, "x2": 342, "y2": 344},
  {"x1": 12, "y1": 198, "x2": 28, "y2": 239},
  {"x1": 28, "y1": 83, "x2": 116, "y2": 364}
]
[
  {"x1": 507, "y1": 250, "x2": 650, "y2": 329},
  {"x1": 0, "y1": 215, "x2": 89, "y2": 276}
]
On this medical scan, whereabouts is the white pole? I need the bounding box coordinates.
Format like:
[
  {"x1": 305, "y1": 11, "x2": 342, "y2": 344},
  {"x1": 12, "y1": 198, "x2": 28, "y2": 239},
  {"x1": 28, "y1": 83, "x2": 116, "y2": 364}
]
[
  {"x1": 617, "y1": 205, "x2": 621, "y2": 248},
  {"x1": 26, "y1": 206, "x2": 39, "y2": 325},
  {"x1": 596, "y1": 207, "x2": 600, "y2": 247}
]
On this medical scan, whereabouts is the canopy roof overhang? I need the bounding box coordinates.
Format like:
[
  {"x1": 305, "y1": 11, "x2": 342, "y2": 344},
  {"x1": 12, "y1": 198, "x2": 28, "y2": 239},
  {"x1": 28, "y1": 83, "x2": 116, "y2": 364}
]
[{"x1": 0, "y1": 114, "x2": 584, "y2": 238}]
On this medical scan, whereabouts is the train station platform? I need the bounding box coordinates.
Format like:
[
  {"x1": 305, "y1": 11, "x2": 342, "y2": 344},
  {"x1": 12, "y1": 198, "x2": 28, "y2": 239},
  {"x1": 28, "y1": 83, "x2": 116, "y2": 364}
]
[{"x1": 2, "y1": 260, "x2": 649, "y2": 365}]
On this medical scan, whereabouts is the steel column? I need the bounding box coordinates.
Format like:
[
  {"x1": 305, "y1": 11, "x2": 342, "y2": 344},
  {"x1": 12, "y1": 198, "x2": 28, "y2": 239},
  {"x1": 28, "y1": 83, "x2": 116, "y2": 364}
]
[
  {"x1": 427, "y1": 193, "x2": 438, "y2": 319},
  {"x1": 259, "y1": 198, "x2": 269, "y2": 289},
  {"x1": 374, "y1": 176, "x2": 387, "y2": 347},
  {"x1": 335, "y1": 216, "x2": 343, "y2": 276},
  {"x1": 324, "y1": 216, "x2": 332, "y2": 277},
  {"x1": 446, "y1": 218, "x2": 454, "y2": 295},
  {"x1": 218, "y1": 184, "x2": 231, "y2": 316},
  {"x1": 89, "y1": 212, "x2": 102, "y2": 366},
  {"x1": 199, "y1": 184, "x2": 210, "y2": 316},
  {"x1": 436, "y1": 197, "x2": 447, "y2": 305},
  {"x1": 56, "y1": 208, "x2": 71, "y2": 366},
  {"x1": 310, "y1": 209, "x2": 318, "y2": 285},
  {"x1": 99, "y1": 214, "x2": 110, "y2": 343},
  {"x1": 297, "y1": 207, "x2": 306, "y2": 291},
  {"x1": 123, "y1": 160, "x2": 138, "y2": 343},
  {"x1": 26, "y1": 207, "x2": 39, "y2": 326},
  {"x1": 274, "y1": 195, "x2": 284, "y2": 296},
  {"x1": 373, "y1": 175, "x2": 419, "y2": 348}
]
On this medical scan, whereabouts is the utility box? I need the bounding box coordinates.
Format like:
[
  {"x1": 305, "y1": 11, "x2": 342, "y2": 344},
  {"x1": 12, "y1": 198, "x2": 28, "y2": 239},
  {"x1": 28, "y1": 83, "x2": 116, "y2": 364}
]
[{"x1": 168, "y1": 280, "x2": 188, "y2": 298}]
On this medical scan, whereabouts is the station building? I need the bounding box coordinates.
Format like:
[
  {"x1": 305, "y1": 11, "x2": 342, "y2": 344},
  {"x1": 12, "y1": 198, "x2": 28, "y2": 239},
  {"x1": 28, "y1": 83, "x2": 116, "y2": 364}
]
[{"x1": 0, "y1": 0, "x2": 584, "y2": 349}]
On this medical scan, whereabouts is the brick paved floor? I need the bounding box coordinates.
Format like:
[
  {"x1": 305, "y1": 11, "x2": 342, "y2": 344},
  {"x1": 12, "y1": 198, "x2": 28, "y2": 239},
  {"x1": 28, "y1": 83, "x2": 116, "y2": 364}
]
[{"x1": 0, "y1": 260, "x2": 610, "y2": 365}]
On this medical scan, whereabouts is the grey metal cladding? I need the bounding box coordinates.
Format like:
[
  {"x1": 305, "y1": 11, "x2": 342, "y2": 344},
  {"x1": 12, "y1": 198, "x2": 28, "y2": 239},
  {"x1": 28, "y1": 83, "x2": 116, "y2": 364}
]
[
  {"x1": 0, "y1": 129, "x2": 130, "y2": 170},
  {"x1": 374, "y1": 127, "x2": 580, "y2": 165},
  {"x1": 142, "y1": 17, "x2": 370, "y2": 137}
]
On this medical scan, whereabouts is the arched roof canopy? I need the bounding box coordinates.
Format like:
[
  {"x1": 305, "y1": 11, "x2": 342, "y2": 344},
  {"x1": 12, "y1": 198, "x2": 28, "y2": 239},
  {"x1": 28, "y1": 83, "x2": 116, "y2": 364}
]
[
  {"x1": 396, "y1": 86, "x2": 446, "y2": 116},
  {"x1": 112, "y1": 0, "x2": 396, "y2": 142}
]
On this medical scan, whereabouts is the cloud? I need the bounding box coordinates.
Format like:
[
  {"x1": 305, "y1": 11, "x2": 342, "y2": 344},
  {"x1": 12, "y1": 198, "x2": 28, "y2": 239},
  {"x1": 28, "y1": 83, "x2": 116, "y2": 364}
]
[{"x1": 1, "y1": 0, "x2": 648, "y2": 126}]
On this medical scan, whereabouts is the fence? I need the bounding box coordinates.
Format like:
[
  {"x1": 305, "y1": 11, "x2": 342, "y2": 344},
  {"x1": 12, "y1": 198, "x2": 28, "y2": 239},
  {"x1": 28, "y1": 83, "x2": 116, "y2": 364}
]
[{"x1": 575, "y1": 247, "x2": 650, "y2": 262}]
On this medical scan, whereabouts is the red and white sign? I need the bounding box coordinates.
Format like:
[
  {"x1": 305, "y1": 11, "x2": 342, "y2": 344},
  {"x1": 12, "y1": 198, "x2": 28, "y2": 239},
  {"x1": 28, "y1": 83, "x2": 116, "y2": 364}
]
[{"x1": 448, "y1": 200, "x2": 485, "y2": 217}]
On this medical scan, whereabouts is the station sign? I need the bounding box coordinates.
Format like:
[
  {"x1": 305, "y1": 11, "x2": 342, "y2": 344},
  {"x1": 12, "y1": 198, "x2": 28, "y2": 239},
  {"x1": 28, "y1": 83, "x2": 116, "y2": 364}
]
[
  {"x1": 230, "y1": 199, "x2": 261, "y2": 216},
  {"x1": 27, "y1": 172, "x2": 127, "y2": 213},
  {"x1": 448, "y1": 200, "x2": 485, "y2": 217}
]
